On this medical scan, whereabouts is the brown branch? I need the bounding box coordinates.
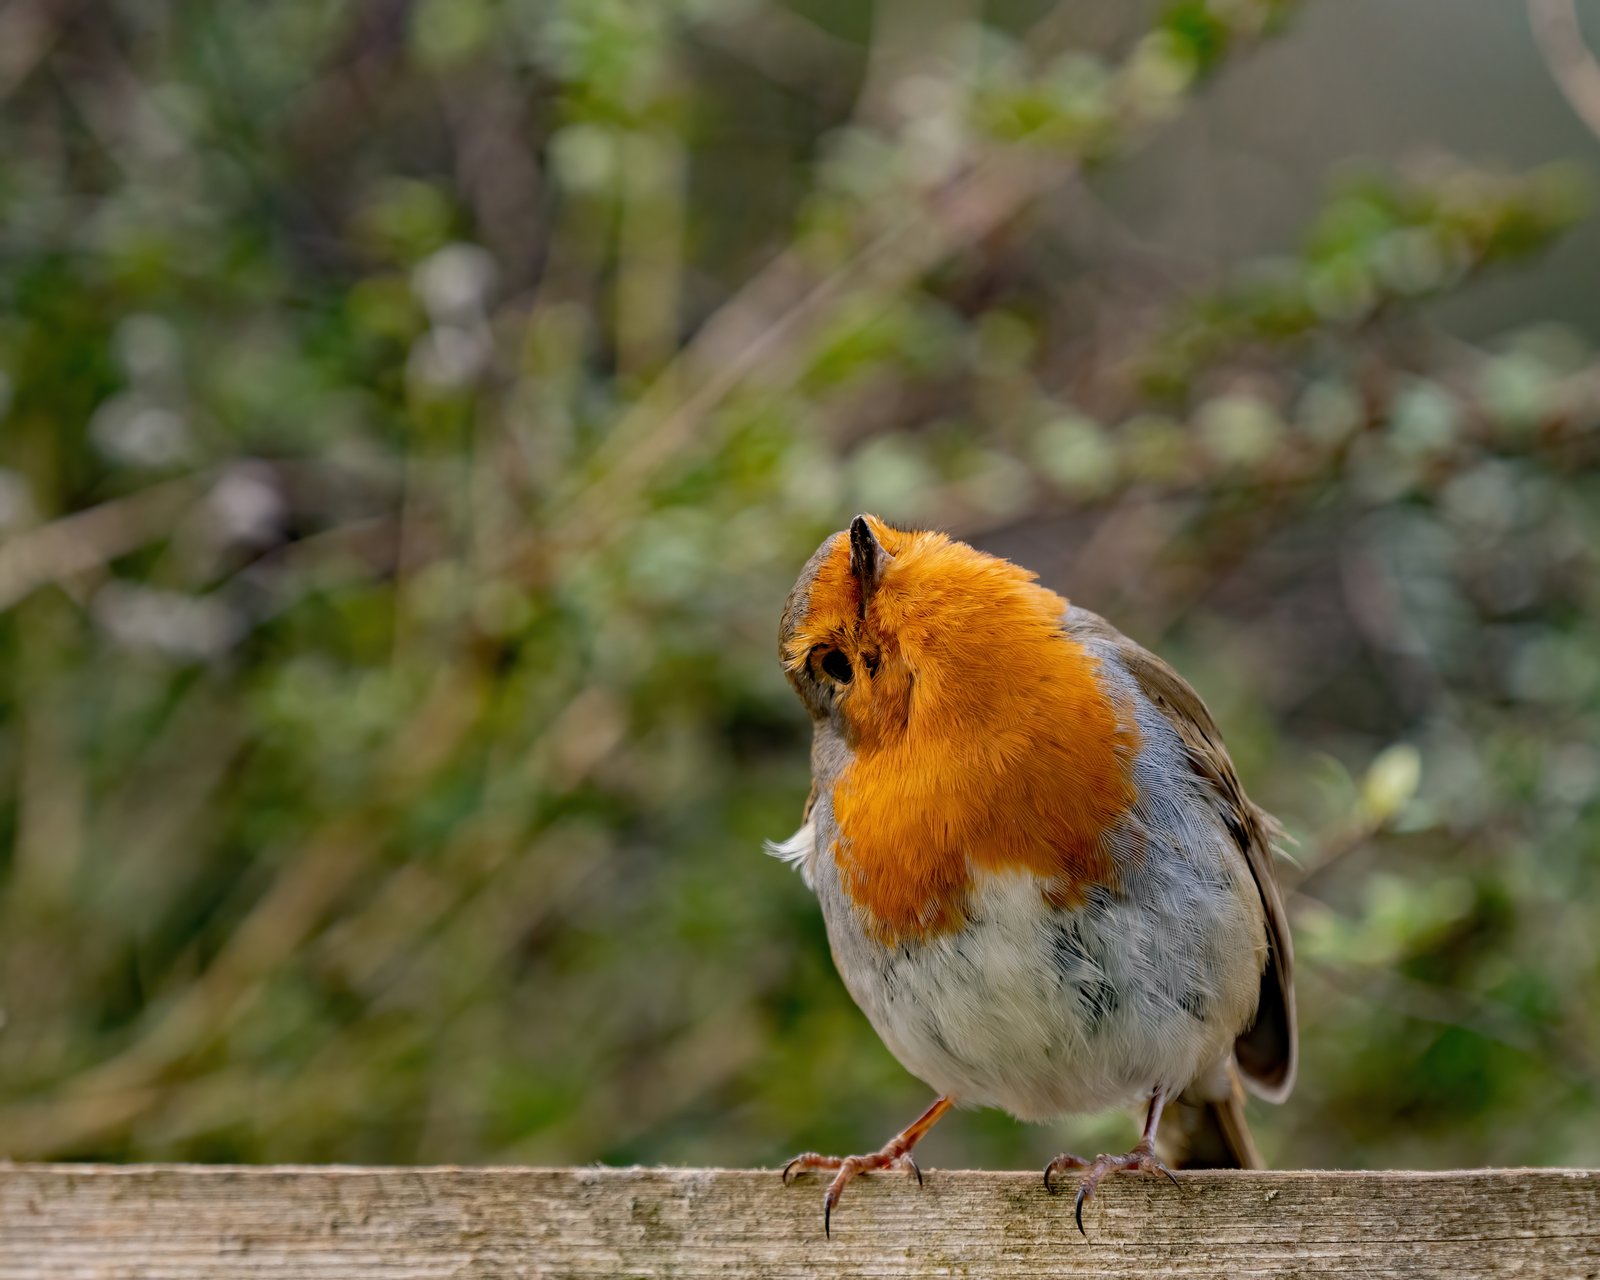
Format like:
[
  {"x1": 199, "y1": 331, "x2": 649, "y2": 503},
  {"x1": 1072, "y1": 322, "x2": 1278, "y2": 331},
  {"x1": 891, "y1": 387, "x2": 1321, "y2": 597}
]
[
  {"x1": 0, "y1": 477, "x2": 205, "y2": 614},
  {"x1": 1529, "y1": 0, "x2": 1600, "y2": 142}
]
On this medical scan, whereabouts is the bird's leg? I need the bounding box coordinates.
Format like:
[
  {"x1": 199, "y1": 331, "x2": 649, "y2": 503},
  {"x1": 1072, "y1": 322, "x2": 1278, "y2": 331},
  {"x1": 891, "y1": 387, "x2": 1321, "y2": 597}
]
[
  {"x1": 782, "y1": 1095, "x2": 953, "y2": 1237},
  {"x1": 1045, "y1": 1087, "x2": 1180, "y2": 1236}
]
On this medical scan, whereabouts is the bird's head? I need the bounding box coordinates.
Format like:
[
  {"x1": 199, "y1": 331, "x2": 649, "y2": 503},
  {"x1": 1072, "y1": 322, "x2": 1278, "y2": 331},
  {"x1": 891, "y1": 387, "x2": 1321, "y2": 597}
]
[
  {"x1": 779, "y1": 515, "x2": 1071, "y2": 752},
  {"x1": 779, "y1": 515, "x2": 1139, "y2": 938}
]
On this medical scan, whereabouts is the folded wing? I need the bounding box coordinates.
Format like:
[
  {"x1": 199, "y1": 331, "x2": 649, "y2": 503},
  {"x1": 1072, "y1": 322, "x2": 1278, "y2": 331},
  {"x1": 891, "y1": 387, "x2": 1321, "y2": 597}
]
[{"x1": 1065, "y1": 609, "x2": 1297, "y2": 1102}]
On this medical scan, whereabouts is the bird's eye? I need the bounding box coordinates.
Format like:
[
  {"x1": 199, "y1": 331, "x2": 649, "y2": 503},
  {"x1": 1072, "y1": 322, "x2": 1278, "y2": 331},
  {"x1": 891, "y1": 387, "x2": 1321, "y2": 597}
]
[{"x1": 819, "y1": 649, "x2": 853, "y2": 684}]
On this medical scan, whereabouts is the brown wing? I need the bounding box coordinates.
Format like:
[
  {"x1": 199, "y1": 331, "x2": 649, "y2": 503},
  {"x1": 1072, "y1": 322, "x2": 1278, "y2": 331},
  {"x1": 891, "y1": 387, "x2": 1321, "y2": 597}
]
[{"x1": 1067, "y1": 608, "x2": 1297, "y2": 1102}]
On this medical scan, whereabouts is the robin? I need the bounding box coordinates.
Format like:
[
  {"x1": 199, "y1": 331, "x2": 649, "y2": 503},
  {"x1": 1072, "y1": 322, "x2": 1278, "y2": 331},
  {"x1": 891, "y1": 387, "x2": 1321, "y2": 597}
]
[{"x1": 770, "y1": 515, "x2": 1295, "y2": 1235}]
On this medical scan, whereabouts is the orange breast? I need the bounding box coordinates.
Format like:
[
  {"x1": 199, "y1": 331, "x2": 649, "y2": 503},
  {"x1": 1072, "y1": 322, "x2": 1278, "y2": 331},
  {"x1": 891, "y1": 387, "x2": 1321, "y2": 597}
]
[{"x1": 830, "y1": 596, "x2": 1140, "y2": 946}]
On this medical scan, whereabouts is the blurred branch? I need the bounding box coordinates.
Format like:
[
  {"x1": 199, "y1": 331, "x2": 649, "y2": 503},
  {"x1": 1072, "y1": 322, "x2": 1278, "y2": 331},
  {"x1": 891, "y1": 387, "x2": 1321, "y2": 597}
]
[
  {"x1": 0, "y1": 0, "x2": 74, "y2": 99},
  {"x1": 1302, "y1": 916, "x2": 1600, "y2": 1089},
  {"x1": 556, "y1": 145, "x2": 1054, "y2": 542},
  {"x1": 852, "y1": 0, "x2": 975, "y2": 132},
  {"x1": 0, "y1": 663, "x2": 490, "y2": 1158},
  {"x1": 0, "y1": 820, "x2": 380, "y2": 1156},
  {"x1": 0, "y1": 477, "x2": 205, "y2": 614},
  {"x1": 614, "y1": 129, "x2": 687, "y2": 378},
  {"x1": 549, "y1": 2, "x2": 1304, "y2": 559},
  {"x1": 1529, "y1": 0, "x2": 1600, "y2": 142},
  {"x1": 438, "y1": 76, "x2": 549, "y2": 293},
  {"x1": 694, "y1": 3, "x2": 859, "y2": 101},
  {"x1": 1057, "y1": 171, "x2": 1211, "y2": 284},
  {"x1": 1338, "y1": 534, "x2": 1445, "y2": 719},
  {"x1": 1137, "y1": 163, "x2": 1587, "y2": 401},
  {"x1": 1306, "y1": 946, "x2": 1545, "y2": 1064}
]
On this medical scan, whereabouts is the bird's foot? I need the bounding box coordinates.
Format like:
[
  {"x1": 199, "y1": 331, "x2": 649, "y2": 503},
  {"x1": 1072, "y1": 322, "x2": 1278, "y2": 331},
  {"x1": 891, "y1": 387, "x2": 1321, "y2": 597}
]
[
  {"x1": 1044, "y1": 1141, "x2": 1178, "y2": 1236},
  {"x1": 782, "y1": 1145, "x2": 924, "y2": 1237},
  {"x1": 781, "y1": 1096, "x2": 952, "y2": 1237}
]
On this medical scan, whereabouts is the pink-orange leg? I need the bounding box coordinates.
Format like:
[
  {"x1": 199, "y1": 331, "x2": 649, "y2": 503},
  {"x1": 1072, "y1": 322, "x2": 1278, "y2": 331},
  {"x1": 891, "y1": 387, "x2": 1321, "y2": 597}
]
[
  {"x1": 782, "y1": 1095, "x2": 953, "y2": 1237},
  {"x1": 1044, "y1": 1087, "x2": 1179, "y2": 1236}
]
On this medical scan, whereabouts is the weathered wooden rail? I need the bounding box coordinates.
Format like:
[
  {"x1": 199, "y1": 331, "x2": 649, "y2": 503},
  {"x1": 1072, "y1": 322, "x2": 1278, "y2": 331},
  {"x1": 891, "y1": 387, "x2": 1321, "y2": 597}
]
[{"x1": 0, "y1": 1165, "x2": 1596, "y2": 1278}]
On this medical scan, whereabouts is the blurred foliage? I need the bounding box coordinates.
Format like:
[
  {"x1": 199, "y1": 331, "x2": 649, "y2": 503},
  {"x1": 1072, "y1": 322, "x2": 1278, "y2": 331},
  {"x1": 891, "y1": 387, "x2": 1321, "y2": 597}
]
[{"x1": 1, "y1": 0, "x2": 1598, "y2": 1175}]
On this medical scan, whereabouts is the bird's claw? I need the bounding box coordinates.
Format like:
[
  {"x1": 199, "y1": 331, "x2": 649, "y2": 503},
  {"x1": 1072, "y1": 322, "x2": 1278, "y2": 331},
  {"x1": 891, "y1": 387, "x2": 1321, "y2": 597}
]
[
  {"x1": 781, "y1": 1148, "x2": 925, "y2": 1237},
  {"x1": 780, "y1": 1154, "x2": 810, "y2": 1185},
  {"x1": 1042, "y1": 1151, "x2": 1088, "y2": 1194},
  {"x1": 1044, "y1": 1144, "x2": 1178, "y2": 1237}
]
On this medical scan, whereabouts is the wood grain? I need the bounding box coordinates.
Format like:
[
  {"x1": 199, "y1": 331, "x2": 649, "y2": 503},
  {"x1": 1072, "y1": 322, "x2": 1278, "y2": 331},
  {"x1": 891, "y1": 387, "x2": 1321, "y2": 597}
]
[{"x1": 1, "y1": 1165, "x2": 1597, "y2": 1279}]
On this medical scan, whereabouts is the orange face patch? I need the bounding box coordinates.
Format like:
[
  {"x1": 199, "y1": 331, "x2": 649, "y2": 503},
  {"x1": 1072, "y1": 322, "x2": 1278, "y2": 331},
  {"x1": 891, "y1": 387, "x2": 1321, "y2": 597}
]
[{"x1": 785, "y1": 518, "x2": 1140, "y2": 945}]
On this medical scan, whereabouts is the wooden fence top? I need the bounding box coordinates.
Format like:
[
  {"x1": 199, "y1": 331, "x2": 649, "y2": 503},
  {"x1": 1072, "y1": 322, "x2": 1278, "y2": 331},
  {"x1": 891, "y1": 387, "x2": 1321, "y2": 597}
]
[{"x1": 1, "y1": 1164, "x2": 1596, "y2": 1278}]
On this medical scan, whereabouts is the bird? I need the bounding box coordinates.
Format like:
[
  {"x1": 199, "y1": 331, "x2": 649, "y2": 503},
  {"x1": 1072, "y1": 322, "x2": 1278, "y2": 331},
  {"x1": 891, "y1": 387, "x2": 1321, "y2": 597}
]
[{"x1": 768, "y1": 514, "x2": 1295, "y2": 1237}]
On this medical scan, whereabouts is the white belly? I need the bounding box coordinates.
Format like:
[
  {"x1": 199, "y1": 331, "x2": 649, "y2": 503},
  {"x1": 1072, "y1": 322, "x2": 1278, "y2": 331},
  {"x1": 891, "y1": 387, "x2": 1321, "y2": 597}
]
[{"x1": 815, "y1": 853, "x2": 1264, "y2": 1122}]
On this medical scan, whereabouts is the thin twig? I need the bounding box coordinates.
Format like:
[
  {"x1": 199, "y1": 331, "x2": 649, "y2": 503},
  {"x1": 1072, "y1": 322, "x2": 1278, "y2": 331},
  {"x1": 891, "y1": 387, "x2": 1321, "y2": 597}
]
[
  {"x1": 1529, "y1": 0, "x2": 1600, "y2": 142},
  {"x1": 0, "y1": 0, "x2": 77, "y2": 100},
  {"x1": 0, "y1": 476, "x2": 205, "y2": 614}
]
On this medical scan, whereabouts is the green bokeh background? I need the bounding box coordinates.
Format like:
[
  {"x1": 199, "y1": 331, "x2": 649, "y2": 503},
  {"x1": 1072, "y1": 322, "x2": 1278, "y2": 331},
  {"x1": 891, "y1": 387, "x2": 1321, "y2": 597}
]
[{"x1": 2, "y1": 0, "x2": 1598, "y2": 1175}]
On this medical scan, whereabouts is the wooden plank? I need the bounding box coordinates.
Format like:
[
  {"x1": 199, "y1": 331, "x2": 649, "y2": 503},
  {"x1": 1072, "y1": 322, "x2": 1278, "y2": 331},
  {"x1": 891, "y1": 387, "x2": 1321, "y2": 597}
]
[{"x1": 0, "y1": 1165, "x2": 1596, "y2": 1279}]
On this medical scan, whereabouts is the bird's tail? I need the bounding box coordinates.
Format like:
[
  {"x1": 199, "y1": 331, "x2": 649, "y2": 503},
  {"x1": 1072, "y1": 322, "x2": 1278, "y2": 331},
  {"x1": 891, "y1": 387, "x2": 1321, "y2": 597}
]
[{"x1": 1164, "y1": 1060, "x2": 1262, "y2": 1170}]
